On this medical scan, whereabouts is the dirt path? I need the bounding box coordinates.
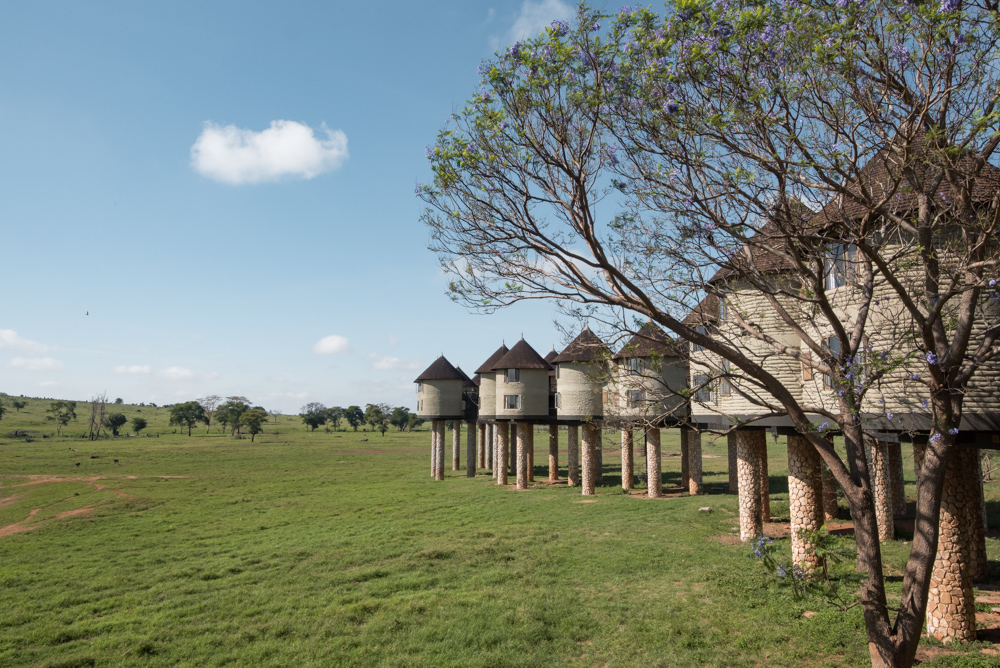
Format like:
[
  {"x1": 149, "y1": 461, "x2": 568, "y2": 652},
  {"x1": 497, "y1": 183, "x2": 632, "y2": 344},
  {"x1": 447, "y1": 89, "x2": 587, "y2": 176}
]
[{"x1": 0, "y1": 475, "x2": 143, "y2": 538}]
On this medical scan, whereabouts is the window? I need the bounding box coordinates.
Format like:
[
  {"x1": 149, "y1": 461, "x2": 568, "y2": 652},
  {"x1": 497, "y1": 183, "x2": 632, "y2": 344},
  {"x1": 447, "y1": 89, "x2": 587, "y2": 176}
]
[
  {"x1": 417, "y1": 382, "x2": 423, "y2": 394},
  {"x1": 506, "y1": 368, "x2": 520, "y2": 383},
  {"x1": 721, "y1": 360, "x2": 732, "y2": 396},
  {"x1": 824, "y1": 244, "x2": 857, "y2": 290},
  {"x1": 554, "y1": 393, "x2": 561, "y2": 409},
  {"x1": 628, "y1": 358, "x2": 643, "y2": 375},
  {"x1": 695, "y1": 374, "x2": 713, "y2": 403},
  {"x1": 628, "y1": 389, "x2": 644, "y2": 407},
  {"x1": 719, "y1": 300, "x2": 728, "y2": 322},
  {"x1": 823, "y1": 336, "x2": 841, "y2": 388},
  {"x1": 418, "y1": 400, "x2": 423, "y2": 411},
  {"x1": 802, "y1": 352, "x2": 813, "y2": 381},
  {"x1": 555, "y1": 365, "x2": 560, "y2": 379},
  {"x1": 504, "y1": 394, "x2": 522, "y2": 410},
  {"x1": 693, "y1": 325, "x2": 707, "y2": 352}
]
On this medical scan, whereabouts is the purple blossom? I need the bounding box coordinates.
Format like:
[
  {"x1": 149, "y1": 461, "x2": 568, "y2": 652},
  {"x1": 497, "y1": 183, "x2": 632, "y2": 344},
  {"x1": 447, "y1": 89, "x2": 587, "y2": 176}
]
[
  {"x1": 990, "y1": 279, "x2": 997, "y2": 287},
  {"x1": 921, "y1": 399, "x2": 929, "y2": 409},
  {"x1": 886, "y1": 412, "x2": 894, "y2": 421},
  {"x1": 818, "y1": 422, "x2": 829, "y2": 432},
  {"x1": 663, "y1": 99, "x2": 679, "y2": 114},
  {"x1": 507, "y1": 42, "x2": 522, "y2": 59},
  {"x1": 425, "y1": 147, "x2": 434, "y2": 159},
  {"x1": 619, "y1": 4, "x2": 633, "y2": 13},
  {"x1": 590, "y1": 21, "x2": 601, "y2": 32},
  {"x1": 925, "y1": 352, "x2": 939, "y2": 365},
  {"x1": 940, "y1": 0, "x2": 959, "y2": 11},
  {"x1": 949, "y1": 427, "x2": 960, "y2": 435},
  {"x1": 930, "y1": 433, "x2": 942, "y2": 443},
  {"x1": 551, "y1": 19, "x2": 569, "y2": 36},
  {"x1": 892, "y1": 43, "x2": 909, "y2": 67}
]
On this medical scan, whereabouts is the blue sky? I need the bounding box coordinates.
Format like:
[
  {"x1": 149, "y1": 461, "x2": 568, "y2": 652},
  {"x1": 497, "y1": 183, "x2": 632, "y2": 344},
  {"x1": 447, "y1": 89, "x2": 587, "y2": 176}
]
[{"x1": 0, "y1": 0, "x2": 584, "y2": 412}]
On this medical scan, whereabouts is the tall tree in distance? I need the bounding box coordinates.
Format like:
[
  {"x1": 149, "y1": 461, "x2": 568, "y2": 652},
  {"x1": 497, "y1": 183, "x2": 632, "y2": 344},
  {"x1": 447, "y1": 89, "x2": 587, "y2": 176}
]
[
  {"x1": 389, "y1": 406, "x2": 412, "y2": 432},
  {"x1": 11, "y1": 399, "x2": 26, "y2": 413},
  {"x1": 216, "y1": 399, "x2": 250, "y2": 436},
  {"x1": 46, "y1": 401, "x2": 77, "y2": 436},
  {"x1": 198, "y1": 395, "x2": 222, "y2": 434},
  {"x1": 105, "y1": 412, "x2": 127, "y2": 437},
  {"x1": 343, "y1": 405, "x2": 364, "y2": 432},
  {"x1": 169, "y1": 401, "x2": 207, "y2": 436},
  {"x1": 299, "y1": 402, "x2": 328, "y2": 432},
  {"x1": 131, "y1": 416, "x2": 147, "y2": 435},
  {"x1": 326, "y1": 406, "x2": 343, "y2": 430},
  {"x1": 365, "y1": 403, "x2": 391, "y2": 436},
  {"x1": 243, "y1": 408, "x2": 268, "y2": 442}
]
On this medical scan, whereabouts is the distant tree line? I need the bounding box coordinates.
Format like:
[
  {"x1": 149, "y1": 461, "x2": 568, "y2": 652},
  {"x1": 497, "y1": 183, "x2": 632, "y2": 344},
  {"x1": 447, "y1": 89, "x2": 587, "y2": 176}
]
[{"x1": 297, "y1": 403, "x2": 423, "y2": 436}]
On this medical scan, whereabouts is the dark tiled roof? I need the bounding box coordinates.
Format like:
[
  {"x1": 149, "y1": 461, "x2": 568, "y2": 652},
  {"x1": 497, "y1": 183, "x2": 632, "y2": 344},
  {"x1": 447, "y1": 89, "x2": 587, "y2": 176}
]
[
  {"x1": 613, "y1": 323, "x2": 685, "y2": 359},
  {"x1": 552, "y1": 326, "x2": 610, "y2": 363},
  {"x1": 493, "y1": 338, "x2": 553, "y2": 370},
  {"x1": 472, "y1": 373, "x2": 481, "y2": 387},
  {"x1": 544, "y1": 348, "x2": 559, "y2": 363},
  {"x1": 455, "y1": 366, "x2": 476, "y2": 388},
  {"x1": 414, "y1": 356, "x2": 464, "y2": 382},
  {"x1": 683, "y1": 294, "x2": 720, "y2": 326},
  {"x1": 710, "y1": 200, "x2": 815, "y2": 282},
  {"x1": 474, "y1": 344, "x2": 509, "y2": 374}
]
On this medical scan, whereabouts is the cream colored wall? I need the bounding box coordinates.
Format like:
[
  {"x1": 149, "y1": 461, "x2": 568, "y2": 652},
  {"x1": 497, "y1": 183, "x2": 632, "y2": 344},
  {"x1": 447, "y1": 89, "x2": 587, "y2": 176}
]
[
  {"x1": 478, "y1": 376, "x2": 497, "y2": 419},
  {"x1": 556, "y1": 362, "x2": 603, "y2": 419},
  {"x1": 609, "y1": 357, "x2": 687, "y2": 421},
  {"x1": 416, "y1": 379, "x2": 464, "y2": 418},
  {"x1": 495, "y1": 368, "x2": 550, "y2": 419}
]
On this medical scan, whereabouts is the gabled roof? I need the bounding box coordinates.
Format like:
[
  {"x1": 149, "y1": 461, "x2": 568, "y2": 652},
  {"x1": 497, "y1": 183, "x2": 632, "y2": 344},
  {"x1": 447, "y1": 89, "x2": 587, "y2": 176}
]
[
  {"x1": 553, "y1": 326, "x2": 610, "y2": 363},
  {"x1": 493, "y1": 338, "x2": 553, "y2": 370},
  {"x1": 613, "y1": 323, "x2": 684, "y2": 359},
  {"x1": 683, "y1": 294, "x2": 720, "y2": 327},
  {"x1": 475, "y1": 344, "x2": 509, "y2": 374},
  {"x1": 414, "y1": 356, "x2": 464, "y2": 382},
  {"x1": 455, "y1": 366, "x2": 476, "y2": 388},
  {"x1": 709, "y1": 201, "x2": 815, "y2": 283}
]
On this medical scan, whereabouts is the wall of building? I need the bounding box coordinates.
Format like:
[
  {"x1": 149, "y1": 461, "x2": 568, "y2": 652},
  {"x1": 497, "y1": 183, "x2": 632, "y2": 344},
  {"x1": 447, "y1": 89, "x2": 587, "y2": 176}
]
[
  {"x1": 556, "y1": 362, "x2": 604, "y2": 420},
  {"x1": 494, "y1": 368, "x2": 550, "y2": 419},
  {"x1": 609, "y1": 356, "x2": 687, "y2": 422},
  {"x1": 416, "y1": 379, "x2": 464, "y2": 419},
  {"x1": 478, "y1": 376, "x2": 497, "y2": 419}
]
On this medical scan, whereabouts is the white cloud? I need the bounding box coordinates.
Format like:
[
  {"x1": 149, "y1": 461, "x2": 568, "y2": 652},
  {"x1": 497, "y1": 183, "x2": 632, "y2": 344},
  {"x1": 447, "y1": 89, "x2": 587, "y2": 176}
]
[
  {"x1": 113, "y1": 364, "x2": 151, "y2": 374},
  {"x1": 267, "y1": 391, "x2": 308, "y2": 400},
  {"x1": 191, "y1": 120, "x2": 348, "y2": 185},
  {"x1": 158, "y1": 366, "x2": 194, "y2": 380},
  {"x1": 0, "y1": 329, "x2": 49, "y2": 353},
  {"x1": 38, "y1": 380, "x2": 59, "y2": 387},
  {"x1": 10, "y1": 356, "x2": 63, "y2": 370},
  {"x1": 508, "y1": 0, "x2": 573, "y2": 42},
  {"x1": 313, "y1": 335, "x2": 350, "y2": 355},
  {"x1": 367, "y1": 353, "x2": 421, "y2": 371}
]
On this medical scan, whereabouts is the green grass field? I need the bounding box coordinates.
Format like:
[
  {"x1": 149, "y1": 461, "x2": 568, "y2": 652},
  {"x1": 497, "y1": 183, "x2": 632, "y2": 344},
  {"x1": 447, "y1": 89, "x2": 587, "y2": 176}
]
[{"x1": 1, "y1": 396, "x2": 998, "y2": 667}]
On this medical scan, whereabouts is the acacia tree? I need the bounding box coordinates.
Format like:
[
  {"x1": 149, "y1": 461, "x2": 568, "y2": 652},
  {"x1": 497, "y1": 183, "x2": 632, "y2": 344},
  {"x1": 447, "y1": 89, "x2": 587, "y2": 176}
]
[
  {"x1": 46, "y1": 400, "x2": 77, "y2": 436},
  {"x1": 105, "y1": 412, "x2": 127, "y2": 437},
  {"x1": 343, "y1": 405, "x2": 364, "y2": 432},
  {"x1": 169, "y1": 401, "x2": 207, "y2": 437},
  {"x1": 419, "y1": 4, "x2": 1000, "y2": 666},
  {"x1": 131, "y1": 416, "x2": 147, "y2": 435},
  {"x1": 365, "y1": 403, "x2": 391, "y2": 437},
  {"x1": 243, "y1": 408, "x2": 268, "y2": 442},
  {"x1": 299, "y1": 402, "x2": 328, "y2": 432},
  {"x1": 198, "y1": 395, "x2": 222, "y2": 434}
]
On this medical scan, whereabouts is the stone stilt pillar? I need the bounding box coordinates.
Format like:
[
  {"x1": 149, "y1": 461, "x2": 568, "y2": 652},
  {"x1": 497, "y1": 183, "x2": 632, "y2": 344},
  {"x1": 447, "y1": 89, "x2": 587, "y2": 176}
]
[
  {"x1": 582, "y1": 423, "x2": 598, "y2": 495},
  {"x1": 736, "y1": 429, "x2": 764, "y2": 542},
  {"x1": 509, "y1": 423, "x2": 516, "y2": 477},
  {"x1": 868, "y1": 439, "x2": 894, "y2": 541},
  {"x1": 596, "y1": 433, "x2": 604, "y2": 485},
  {"x1": 527, "y1": 426, "x2": 535, "y2": 482},
  {"x1": 787, "y1": 434, "x2": 825, "y2": 573},
  {"x1": 646, "y1": 427, "x2": 662, "y2": 499},
  {"x1": 727, "y1": 433, "x2": 738, "y2": 493},
  {"x1": 516, "y1": 423, "x2": 529, "y2": 490},
  {"x1": 466, "y1": 421, "x2": 476, "y2": 478},
  {"x1": 927, "y1": 446, "x2": 977, "y2": 642},
  {"x1": 680, "y1": 428, "x2": 690, "y2": 491},
  {"x1": 478, "y1": 423, "x2": 486, "y2": 470},
  {"x1": 433, "y1": 420, "x2": 445, "y2": 481},
  {"x1": 567, "y1": 425, "x2": 580, "y2": 487},
  {"x1": 452, "y1": 422, "x2": 461, "y2": 471},
  {"x1": 888, "y1": 442, "x2": 906, "y2": 517},
  {"x1": 548, "y1": 424, "x2": 559, "y2": 482},
  {"x1": 822, "y1": 465, "x2": 839, "y2": 521},
  {"x1": 496, "y1": 421, "x2": 509, "y2": 486},
  {"x1": 431, "y1": 423, "x2": 438, "y2": 478},
  {"x1": 621, "y1": 429, "x2": 634, "y2": 491},
  {"x1": 686, "y1": 428, "x2": 703, "y2": 495},
  {"x1": 758, "y1": 437, "x2": 771, "y2": 521},
  {"x1": 966, "y1": 448, "x2": 988, "y2": 581},
  {"x1": 485, "y1": 423, "x2": 493, "y2": 472}
]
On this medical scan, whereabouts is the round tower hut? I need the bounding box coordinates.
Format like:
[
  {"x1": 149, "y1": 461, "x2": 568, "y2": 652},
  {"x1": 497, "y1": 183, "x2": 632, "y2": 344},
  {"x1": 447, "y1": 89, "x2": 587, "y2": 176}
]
[
  {"x1": 493, "y1": 339, "x2": 553, "y2": 489},
  {"x1": 414, "y1": 356, "x2": 465, "y2": 481},
  {"x1": 475, "y1": 344, "x2": 509, "y2": 481}
]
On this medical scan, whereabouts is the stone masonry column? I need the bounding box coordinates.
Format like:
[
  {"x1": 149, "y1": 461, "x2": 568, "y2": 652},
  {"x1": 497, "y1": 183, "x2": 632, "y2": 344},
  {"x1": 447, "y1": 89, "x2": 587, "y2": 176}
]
[
  {"x1": 680, "y1": 428, "x2": 690, "y2": 491},
  {"x1": 496, "y1": 421, "x2": 509, "y2": 486},
  {"x1": 927, "y1": 446, "x2": 977, "y2": 642},
  {"x1": 787, "y1": 434, "x2": 825, "y2": 573},
  {"x1": 686, "y1": 429, "x2": 703, "y2": 495},
  {"x1": 581, "y1": 423, "x2": 597, "y2": 496},
  {"x1": 509, "y1": 423, "x2": 516, "y2": 477},
  {"x1": 888, "y1": 442, "x2": 905, "y2": 517},
  {"x1": 548, "y1": 424, "x2": 559, "y2": 482},
  {"x1": 431, "y1": 422, "x2": 437, "y2": 478},
  {"x1": 452, "y1": 422, "x2": 461, "y2": 472},
  {"x1": 966, "y1": 448, "x2": 987, "y2": 581},
  {"x1": 596, "y1": 434, "x2": 604, "y2": 485},
  {"x1": 527, "y1": 426, "x2": 535, "y2": 482},
  {"x1": 486, "y1": 423, "x2": 493, "y2": 472},
  {"x1": 466, "y1": 421, "x2": 476, "y2": 478},
  {"x1": 822, "y1": 465, "x2": 839, "y2": 521},
  {"x1": 621, "y1": 429, "x2": 634, "y2": 491},
  {"x1": 567, "y1": 425, "x2": 580, "y2": 487},
  {"x1": 728, "y1": 433, "x2": 738, "y2": 493},
  {"x1": 736, "y1": 429, "x2": 764, "y2": 542},
  {"x1": 433, "y1": 420, "x2": 445, "y2": 481},
  {"x1": 646, "y1": 427, "x2": 662, "y2": 498},
  {"x1": 477, "y1": 423, "x2": 486, "y2": 470},
  {"x1": 758, "y1": 436, "x2": 771, "y2": 521},
  {"x1": 516, "y1": 423, "x2": 529, "y2": 491},
  {"x1": 868, "y1": 439, "x2": 894, "y2": 541}
]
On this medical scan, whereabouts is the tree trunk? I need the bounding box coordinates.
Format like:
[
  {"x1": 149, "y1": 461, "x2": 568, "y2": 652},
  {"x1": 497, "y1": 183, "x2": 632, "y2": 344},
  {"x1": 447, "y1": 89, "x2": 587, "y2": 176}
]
[
  {"x1": 621, "y1": 429, "x2": 634, "y2": 491},
  {"x1": 787, "y1": 434, "x2": 825, "y2": 574},
  {"x1": 486, "y1": 423, "x2": 494, "y2": 474},
  {"x1": 582, "y1": 424, "x2": 597, "y2": 495},
  {"x1": 436, "y1": 421, "x2": 446, "y2": 481},
  {"x1": 567, "y1": 425, "x2": 579, "y2": 487},
  {"x1": 496, "y1": 422, "x2": 509, "y2": 486},
  {"x1": 822, "y1": 464, "x2": 839, "y2": 521},
  {"x1": 646, "y1": 427, "x2": 662, "y2": 499},
  {"x1": 868, "y1": 439, "x2": 895, "y2": 541},
  {"x1": 452, "y1": 422, "x2": 461, "y2": 472},
  {"x1": 686, "y1": 428, "x2": 703, "y2": 495},
  {"x1": 736, "y1": 429, "x2": 763, "y2": 542},
  {"x1": 965, "y1": 448, "x2": 987, "y2": 581},
  {"x1": 509, "y1": 423, "x2": 516, "y2": 478},
  {"x1": 516, "y1": 422, "x2": 528, "y2": 491},
  {"x1": 888, "y1": 443, "x2": 906, "y2": 517},
  {"x1": 466, "y1": 421, "x2": 476, "y2": 478},
  {"x1": 728, "y1": 432, "x2": 738, "y2": 493},
  {"x1": 549, "y1": 424, "x2": 559, "y2": 482}
]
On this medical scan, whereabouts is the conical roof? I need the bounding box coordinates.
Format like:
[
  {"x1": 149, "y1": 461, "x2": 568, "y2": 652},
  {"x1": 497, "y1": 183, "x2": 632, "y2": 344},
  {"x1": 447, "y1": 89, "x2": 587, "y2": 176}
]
[
  {"x1": 475, "y1": 344, "x2": 509, "y2": 374},
  {"x1": 414, "y1": 356, "x2": 464, "y2": 382},
  {"x1": 472, "y1": 373, "x2": 481, "y2": 387},
  {"x1": 493, "y1": 338, "x2": 553, "y2": 370},
  {"x1": 553, "y1": 326, "x2": 610, "y2": 363},
  {"x1": 455, "y1": 366, "x2": 476, "y2": 388},
  {"x1": 613, "y1": 323, "x2": 684, "y2": 359},
  {"x1": 544, "y1": 348, "x2": 559, "y2": 363}
]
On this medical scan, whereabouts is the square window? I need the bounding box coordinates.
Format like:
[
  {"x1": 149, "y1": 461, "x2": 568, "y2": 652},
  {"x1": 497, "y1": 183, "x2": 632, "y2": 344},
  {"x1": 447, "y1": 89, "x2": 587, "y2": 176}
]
[
  {"x1": 695, "y1": 374, "x2": 713, "y2": 403},
  {"x1": 628, "y1": 358, "x2": 643, "y2": 375},
  {"x1": 721, "y1": 360, "x2": 732, "y2": 396},
  {"x1": 504, "y1": 395, "x2": 521, "y2": 410},
  {"x1": 824, "y1": 337, "x2": 841, "y2": 388},
  {"x1": 628, "y1": 389, "x2": 644, "y2": 407}
]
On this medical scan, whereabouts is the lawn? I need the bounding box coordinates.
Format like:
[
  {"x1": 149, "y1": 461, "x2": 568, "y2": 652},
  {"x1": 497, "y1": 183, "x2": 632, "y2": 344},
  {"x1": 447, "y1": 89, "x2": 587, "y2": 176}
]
[{"x1": 1, "y1": 396, "x2": 998, "y2": 667}]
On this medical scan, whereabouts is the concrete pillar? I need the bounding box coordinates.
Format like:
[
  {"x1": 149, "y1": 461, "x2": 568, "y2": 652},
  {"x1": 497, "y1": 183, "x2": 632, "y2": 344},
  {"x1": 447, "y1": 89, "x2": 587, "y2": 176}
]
[
  {"x1": 567, "y1": 425, "x2": 580, "y2": 487},
  {"x1": 822, "y1": 464, "x2": 839, "y2": 521},
  {"x1": 452, "y1": 422, "x2": 461, "y2": 471},
  {"x1": 888, "y1": 442, "x2": 906, "y2": 517},
  {"x1": 680, "y1": 429, "x2": 690, "y2": 491},
  {"x1": 736, "y1": 429, "x2": 764, "y2": 542},
  {"x1": 927, "y1": 446, "x2": 977, "y2": 642},
  {"x1": 727, "y1": 432, "x2": 738, "y2": 493},
  {"x1": 686, "y1": 428, "x2": 703, "y2": 495},
  {"x1": 868, "y1": 439, "x2": 894, "y2": 541},
  {"x1": 966, "y1": 448, "x2": 987, "y2": 581},
  {"x1": 582, "y1": 423, "x2": 598, "y2": 495},
  {"x1": 516, "y1": 423, "x2": 529, "y2": 490},
  {"x1": 466, "y1": 421, "x2": 476, "y2": 478},
  {"x1": 646, "y1": 427, "x2": 662, "y2": 498},
  {"x1": 758, "y1": 437, "x2": 771, "y2": 520},
  {"x1": 596, "y1": 433, "x2": 604, "y2": 485},
  {"x1": 477, "y1": 423, "x2": 486, "y2": 470},
  {"x1": 431, "y1": 423, "x2": 437, "y2": 478},
  {"x1": 433, "y1": 420, "x2": 445, "y2": 481},
  {"x1": 787, "y1": 434, "x2": 825, "y2": 573},
  {"x1": 527, "y1": 426, "x2": 535, "y2": 482},
  {"x1": 548, "y1": 424, "x2": 559, "y2": 482},
  {"x1": 485, "y1": 423, "x2": 493, "y2": 472},
  {"x1": 621, "y1": 429, "x2": 634, "y2": 491},
  {"x1": 496, "y1": 421, "x2": 509, "y2": 486},
  {"x1": 509, "y1": 422, "x2": 516, "y2": 477}
]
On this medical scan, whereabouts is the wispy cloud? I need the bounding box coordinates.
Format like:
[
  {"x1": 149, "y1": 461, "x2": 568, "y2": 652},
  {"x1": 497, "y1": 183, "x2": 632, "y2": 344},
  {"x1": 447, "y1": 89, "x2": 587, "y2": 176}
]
[
  {"x1": 0, "y1": 329, "x2": 49, "y2": 353},
  {"x1": 10, "y1": 356, "x2": 63, "y2": 370},
  {"x1": 267, "y1": 391, "x2": 308, "y2": 400},
  {"x1": 38, "y1": 380, "x2": 59, "y2": 387},
  {"x1": 507, "y1": 0, "x2": 572, "y2": 42},
  {"x1": 191, "y1": 120, "x2": 349, "y2": 185},
  {"x1": 313, "y1": 335, "x2": 350, "y2": 355},
  {"x1": 113, "y1": 364, "x2": 151, "y2": 374},
  {"x1": 158, "y1": 366, "x2": 194, "y2": 380},
  {"x1": 367, "y1": 353, "x2": 421, "y2": 371}
]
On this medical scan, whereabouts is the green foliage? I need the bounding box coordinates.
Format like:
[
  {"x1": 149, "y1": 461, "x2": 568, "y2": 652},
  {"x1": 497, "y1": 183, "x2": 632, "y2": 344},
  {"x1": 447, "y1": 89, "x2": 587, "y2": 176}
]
[
  {"x1": 389, "y1": 406, "x2": 413, "y2": 431},
  {"x1": 105, "y1": 412, "x2": 128, "y2": 437},
  {"x1": 45, "y1": 400, "x2": 77, "y2": 435},
  {"x1": 0, "y1": 397, "x2": 5, "y2": 422},
  {"x1": 168, "y1": 401, "x2": 207, "y2": 437},
  {"x1": 114, "y1": 397, "x2": 124, "y2": 404},
  {"x1": 242, "y1": 408, "x2": 268, "y2": 442},
  {"x1": 215, "y1": 400, "x2": 249, "y2": 436},
  {"x1": 364, "y1": 403, "x2": 391, "y2": 436},
  {"x1": 343, "y1": 405, "x2": 364, "y2": 431},
  {"x1": 131, "y1": 416, "x2": 148, "y2": 434},
  {"x1": 299, "y1": 402, "x2": 327, "y2": 432},
  {"x1": 11, "y1": 399, "x2": 26, "y2": 412}
]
